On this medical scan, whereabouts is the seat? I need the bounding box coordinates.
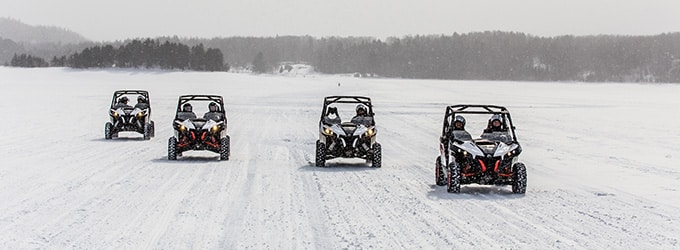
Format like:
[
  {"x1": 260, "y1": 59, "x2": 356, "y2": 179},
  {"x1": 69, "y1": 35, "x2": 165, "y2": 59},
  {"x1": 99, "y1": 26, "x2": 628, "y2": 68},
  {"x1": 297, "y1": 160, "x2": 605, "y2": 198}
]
[{"x1": 176, "y1": 111, "x2": 197, "y2": 120}]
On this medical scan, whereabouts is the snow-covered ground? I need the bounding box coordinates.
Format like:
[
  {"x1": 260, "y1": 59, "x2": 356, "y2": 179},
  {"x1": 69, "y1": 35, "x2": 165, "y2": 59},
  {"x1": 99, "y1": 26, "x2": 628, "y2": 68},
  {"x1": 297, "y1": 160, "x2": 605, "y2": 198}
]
[{"x1": 0, "y1": 67, "x2": 678, "y2": 248}]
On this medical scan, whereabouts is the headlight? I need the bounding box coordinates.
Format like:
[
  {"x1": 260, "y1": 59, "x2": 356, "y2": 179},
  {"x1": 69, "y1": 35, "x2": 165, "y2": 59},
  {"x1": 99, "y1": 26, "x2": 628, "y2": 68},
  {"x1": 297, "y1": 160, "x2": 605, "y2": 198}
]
[
  {"x1": 323, "y1": 127, "x2": 333, "y2": 136},
  {"x1": 210, "y1": 125, "x2": 219, "y2": 133},
  {"x1": 112, "y1": 112, "x2": 118, "y2": 118},
  {"x1": 454, "y1": 146, "x2": 469, "y2": 157},
  {"x1": 364, "y1": 128, "x2": 375, "y2": 137},
  {"x1": 136, "y1": 112, "x2": 145, "y2": 118},
  {"x1": 179, "y1": 125, "x2": 187, "y2": 132}
]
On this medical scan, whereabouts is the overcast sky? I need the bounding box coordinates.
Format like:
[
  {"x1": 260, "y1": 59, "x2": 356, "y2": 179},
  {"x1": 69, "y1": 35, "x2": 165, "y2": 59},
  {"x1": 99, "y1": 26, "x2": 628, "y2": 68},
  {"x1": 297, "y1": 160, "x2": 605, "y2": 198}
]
[{"x1": 2, "y1": 0, "x2": 680, "y2": 41}]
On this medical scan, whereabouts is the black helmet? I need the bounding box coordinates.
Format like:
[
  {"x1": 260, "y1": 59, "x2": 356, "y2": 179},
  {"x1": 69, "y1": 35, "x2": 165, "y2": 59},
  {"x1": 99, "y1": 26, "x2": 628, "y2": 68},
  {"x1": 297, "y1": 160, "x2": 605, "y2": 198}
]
[
  {"x1": 327, "y1": 106, "x2": 338, "y2": 115},
  {"x1": 356, "y1": 104, "x2": 367, "y2": 115},
  {"x1": 119, "y1": 96, "x2": 129, "y2": 103},
  {"x1": 208, "y1": 102, "x2": 218, "y2": 112},
  {"x1": 182, "y1": 103, "x2": 193, "y2": 112},
  {"x1": 453, "y1": 115, "x2": 466, "y2": 129},
  {"x1": 489, "y1": 114, "x2": 502, "y2": 128},
  {"x1": 137, "y1": 95, "x2": 147, "y2": 103}
]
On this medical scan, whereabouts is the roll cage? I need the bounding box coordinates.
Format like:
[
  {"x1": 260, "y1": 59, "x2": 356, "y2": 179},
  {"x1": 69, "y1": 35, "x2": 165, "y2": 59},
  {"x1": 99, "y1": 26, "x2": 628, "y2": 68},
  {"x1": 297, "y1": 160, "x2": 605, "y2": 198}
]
[
  {"x1": 441, "y1": 104, "x2": 518, "y2": 143},
  {"x1": 111, "y1": 90, "x2": 150, "y2": 107},
  {"x1": 174, "y1": 95, "x2": 226, "y2": 120},
  {"x1": 111, "y1": 90, "x2": 150, "y2": 115},
  {"x1": 320, "y1": 96, "x2": 375, "y2": 122}
]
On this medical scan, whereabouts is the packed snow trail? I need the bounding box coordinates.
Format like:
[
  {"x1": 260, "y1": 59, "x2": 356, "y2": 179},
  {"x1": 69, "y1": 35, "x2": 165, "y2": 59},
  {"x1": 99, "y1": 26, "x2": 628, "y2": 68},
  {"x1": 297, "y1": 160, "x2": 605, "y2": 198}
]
[{"x1": 0, "y1": 67, "x2": 678, "y2": 248}]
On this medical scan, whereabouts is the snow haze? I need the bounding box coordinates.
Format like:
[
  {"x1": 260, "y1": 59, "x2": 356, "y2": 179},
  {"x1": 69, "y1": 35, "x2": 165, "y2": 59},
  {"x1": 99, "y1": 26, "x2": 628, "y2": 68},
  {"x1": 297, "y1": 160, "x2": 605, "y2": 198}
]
[
  {"x1": 0, "y1": 67, "x2": 678, "y2": 248},
  {"x1": 1, "y1": 0, "x2": 680, "y2": 41}
]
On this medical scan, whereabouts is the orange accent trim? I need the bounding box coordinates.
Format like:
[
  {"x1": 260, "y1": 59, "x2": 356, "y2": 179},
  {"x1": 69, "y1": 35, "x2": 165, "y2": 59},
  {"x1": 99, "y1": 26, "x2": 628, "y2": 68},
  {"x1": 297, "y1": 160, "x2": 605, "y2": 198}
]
[
  {"x1": 478, "y1": 159, "x2": 487, "y2": 172},
  {"x1": 463, "y1": 173, "x2": 475, "y2": 177},
  {"x1": 494, "y1": 160, "x2": 500, "y2": 172},
  {"x1": 498, "y1": 173, "x2": 513, "y2": 177}
]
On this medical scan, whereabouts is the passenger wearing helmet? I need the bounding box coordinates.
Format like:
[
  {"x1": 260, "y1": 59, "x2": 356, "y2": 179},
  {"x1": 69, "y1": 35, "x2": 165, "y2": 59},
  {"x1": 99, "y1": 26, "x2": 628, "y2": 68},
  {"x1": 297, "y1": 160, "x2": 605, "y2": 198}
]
[
  {"x1": 450, "y1": 115, "x2": 472, "y2": 141},
  {"x1": 351, "y1": 104, "x2": 374, "y2": 126},
  {"x1": 177, "y1": 103, "x2": 197, "y2": 120},
  {"x1": 203, "y1": 102, "x2": 224, "y2": 121},
  {"x1": 134, "y1": 95, "x2": 149, "y2": 110},
  {"x1": 113, "y1": 96, "x2": 132, "y2": 109},
  {"x1": 481, "y1": 114, "x2": 511, "y2": 142},
  {"x1": 483, "y1": 114, "x2": 505, "y2": 133}
]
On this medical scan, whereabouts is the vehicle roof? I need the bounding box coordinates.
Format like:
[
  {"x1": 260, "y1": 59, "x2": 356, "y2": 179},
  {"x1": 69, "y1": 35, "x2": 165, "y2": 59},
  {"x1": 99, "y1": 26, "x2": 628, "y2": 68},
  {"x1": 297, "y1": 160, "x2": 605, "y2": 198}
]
[
  {"x1": 445, "y1": 104, "x2": 510, "y2": 115},
  {"x1": 323, "y1": 96, "x2": 372, "y2": 105}
]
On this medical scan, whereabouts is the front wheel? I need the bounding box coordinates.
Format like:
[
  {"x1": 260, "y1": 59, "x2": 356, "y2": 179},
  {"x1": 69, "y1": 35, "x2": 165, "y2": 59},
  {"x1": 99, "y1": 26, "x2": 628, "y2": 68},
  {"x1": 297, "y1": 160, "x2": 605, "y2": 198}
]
[
  {"x1": 447, "y1": 162, "x2": 461, "y2": 193},
  {"x1": 435, "y1": 156, "x2": 446, "y2": 186},
  {"x1": 315, "y1": 140, "x2": 326, "y2": 167},
  {"x1": 512, "y1": 162, "x2": 527, "y2": 194},
  {"x1": 168, "y1": 137, "x2": 178, "y2": 160},
  {"x1": 220, "y1": 136, "x2": 230, "y2": 161},
  {"x1": 105, "y1": 122, "x2": 113, "y2": 139},
  {"x1": 371, "y1": 143, "x2": 382, "y2": 168},
  {"x1": 143, "y1": 122, "x2": 152, "y2": 140}
]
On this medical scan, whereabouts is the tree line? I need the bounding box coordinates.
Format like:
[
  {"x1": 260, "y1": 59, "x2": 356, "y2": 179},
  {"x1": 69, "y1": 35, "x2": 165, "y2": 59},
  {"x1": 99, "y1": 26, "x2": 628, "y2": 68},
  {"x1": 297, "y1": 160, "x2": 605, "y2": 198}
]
[
  {"x1": 7, "y1": 32, "x2": 680, "y2": 82},
  {"x1": 12, "y1": 38, "x2": 227, "y2": 71},
  {"x1": 191, "y1": 32, "x2": 680, "y2": 82},
  {"x1": 10, "y1": 53, "x2": 48, "y2": 67}
]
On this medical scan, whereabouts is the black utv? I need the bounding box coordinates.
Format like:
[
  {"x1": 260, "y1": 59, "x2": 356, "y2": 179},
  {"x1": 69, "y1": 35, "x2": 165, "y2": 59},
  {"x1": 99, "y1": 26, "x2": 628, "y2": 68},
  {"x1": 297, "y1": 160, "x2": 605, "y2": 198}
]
[
  {"x1": 168, "y1": 95, "x2": 230, "y2": 161},
  {"x1": 315, "y1": 96, "x2": 381, "y2": 168},
  {"x1": 435, "y1": 105, "x2": 527, "y2": 194},
  {"x1": 105, "y1": 90, "x2": 155, "y2": 140}
]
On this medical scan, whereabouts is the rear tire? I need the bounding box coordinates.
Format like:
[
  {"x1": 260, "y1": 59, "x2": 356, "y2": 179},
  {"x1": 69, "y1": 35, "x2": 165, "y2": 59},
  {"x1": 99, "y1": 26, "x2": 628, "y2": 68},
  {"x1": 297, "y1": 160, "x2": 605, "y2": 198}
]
[
  {"x1": 168, "y1": 137, "x2": 178, "y2": 160},
  {"x1": 435, "y1": 156, "x2": 446, "y2": 186},
  {"x1": 447, "y1": 162, "x2": 461, "y2": 193},
  {"x1": 220, "y1": 136, "x2": 230, "y2": 161},
  {"x1": 512, "y1": 162, "x2": 527, "y2": 194},
  {"x1": 143, "y1": 123, "x2": 152, "y2": 140},
  {"x1": 105, "y1": 122, "x2": 113, "y2": 139},
  {"x1": 371, "y1": 143, "x2": 382, "y2": 168},
  {"x1": 150, "y1": 121, "x2": 155, "y2": 137},
  {"x1": 315, "y1": 140, "x2": 326, "y2": 167}
]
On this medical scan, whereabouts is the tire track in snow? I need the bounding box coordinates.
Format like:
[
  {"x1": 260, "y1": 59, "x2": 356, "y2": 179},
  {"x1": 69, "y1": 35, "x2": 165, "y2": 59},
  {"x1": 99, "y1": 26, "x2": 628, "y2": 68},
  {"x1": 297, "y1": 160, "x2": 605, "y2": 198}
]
[
  {"x1": 378, "y1": 105, "x2": 583, "y2": 248},
  {"x1": 0, "y1": 138, "x2": 153, "y2": 247}
]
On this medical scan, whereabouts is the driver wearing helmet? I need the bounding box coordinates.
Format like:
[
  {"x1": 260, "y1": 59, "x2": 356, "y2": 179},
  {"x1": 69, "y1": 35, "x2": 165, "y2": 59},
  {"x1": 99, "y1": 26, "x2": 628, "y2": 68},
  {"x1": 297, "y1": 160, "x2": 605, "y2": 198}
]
[
  {"x1": 351, "y1": 104, "x2": 374, "y2": 126},
  {"x1": 203, "y1": 102, "x2": 224, "y2": 121},
  {"x1": 134, "y1": 95, "x2": 149, "y2": 110},
  {"x1": 450, "y1": 115, "x2": 472, "y2": 141},
  {"x1": 177, "y1": 103, "x2": 197, "y2": 120},
  {"x1": 113, "y1": 96, "x2": 132, "y2": 109},
  {"x1": 452, "y1": 115, "x2": 466, "y2": 131}
]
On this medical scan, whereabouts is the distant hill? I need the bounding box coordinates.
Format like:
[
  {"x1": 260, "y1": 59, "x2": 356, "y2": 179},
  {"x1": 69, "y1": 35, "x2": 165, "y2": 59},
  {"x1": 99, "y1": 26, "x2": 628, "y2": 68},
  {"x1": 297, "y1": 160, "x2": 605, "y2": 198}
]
[
  {"x1": 0, "y1": 17, "x2": 88, "y2": 44},
  {"x1": 0, "y1": 37, "x2": 25, "y2": 64}
]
